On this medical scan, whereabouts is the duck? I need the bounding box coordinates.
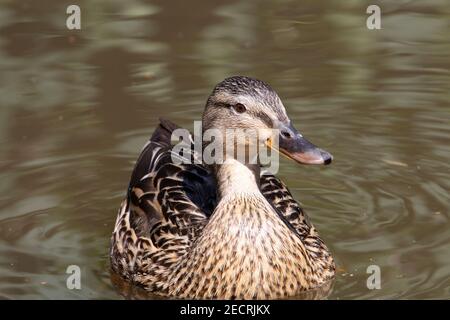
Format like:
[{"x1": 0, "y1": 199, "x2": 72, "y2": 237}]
[{"x1": 110, "y1": 76, "x2": 335, "y2": 299}]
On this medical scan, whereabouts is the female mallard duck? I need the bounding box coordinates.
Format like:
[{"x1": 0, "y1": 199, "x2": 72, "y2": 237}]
[{"x1": 110, "y1": 76, "x2": 335, "y2": 299}]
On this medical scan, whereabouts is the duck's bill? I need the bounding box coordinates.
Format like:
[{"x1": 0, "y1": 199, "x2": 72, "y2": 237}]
[{"x1": 266, "y1": 123, "x2": 333, "y2": 165}]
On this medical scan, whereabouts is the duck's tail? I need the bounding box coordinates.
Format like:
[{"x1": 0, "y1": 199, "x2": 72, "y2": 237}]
[{"x1": 150, "y1": 118, "x2": 180, "y2": 146}]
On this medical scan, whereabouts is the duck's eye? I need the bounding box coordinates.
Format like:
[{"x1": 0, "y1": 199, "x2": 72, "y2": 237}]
[{"x1": 233, "y1": 103, "x2": 246, "y2": 114}]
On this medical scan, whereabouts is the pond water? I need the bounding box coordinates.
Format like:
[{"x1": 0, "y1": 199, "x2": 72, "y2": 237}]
[{"x1": 0, "y1": 0, "x2": 449, "y2": 299}]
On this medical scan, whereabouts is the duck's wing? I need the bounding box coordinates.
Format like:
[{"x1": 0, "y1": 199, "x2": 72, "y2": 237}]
[
  {"x1": 111, "y1": 119, "x2": 216, "y2": 282},
  {"x1": 260, "y1": 172, "x2": 314, "y2": 239},
  {"x1": 260, "y1": 172, "x2": 335, "y2": 273}
]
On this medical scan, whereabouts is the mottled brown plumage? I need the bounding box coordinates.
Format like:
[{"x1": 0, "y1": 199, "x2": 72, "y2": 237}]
[{"x1": 110, "y1": 76, "x2": 335, "y2": 299}]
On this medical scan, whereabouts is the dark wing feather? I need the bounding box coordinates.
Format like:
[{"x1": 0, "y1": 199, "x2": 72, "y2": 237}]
[
  {"x1": 128, "y1": 118, "x2": 180, "y2": 190},
  {"x1": 260, "y1": 172, "x2": 334, "y2": 270},
  {"x1": 260, "y1": 172, "x2": 314, "y2": 239},
  {"x1": 126, "y1": 119, "x2": 216, "y2": 240}
]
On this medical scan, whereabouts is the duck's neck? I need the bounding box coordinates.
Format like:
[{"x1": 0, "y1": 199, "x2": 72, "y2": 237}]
[
  {"x1": 170, "y1": 159, "x2": 323, "y2": 299},
  {"x1": 214, "y1": 159, "x2": 261, "y2": 199}
]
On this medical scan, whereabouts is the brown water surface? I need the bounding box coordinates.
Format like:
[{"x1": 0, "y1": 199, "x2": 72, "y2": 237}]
[{"x1": 0, "y1": 0, "x2": 449, "y2": 299}]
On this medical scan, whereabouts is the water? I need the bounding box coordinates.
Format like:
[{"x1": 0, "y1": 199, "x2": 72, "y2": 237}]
[{"x1": 0, "y1": 0, "x2": 449, "y2": 299}]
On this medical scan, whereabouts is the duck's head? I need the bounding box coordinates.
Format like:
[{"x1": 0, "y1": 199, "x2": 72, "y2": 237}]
[{"x1": 202, "y1": 76, "x2": 332, "y2": 166}]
